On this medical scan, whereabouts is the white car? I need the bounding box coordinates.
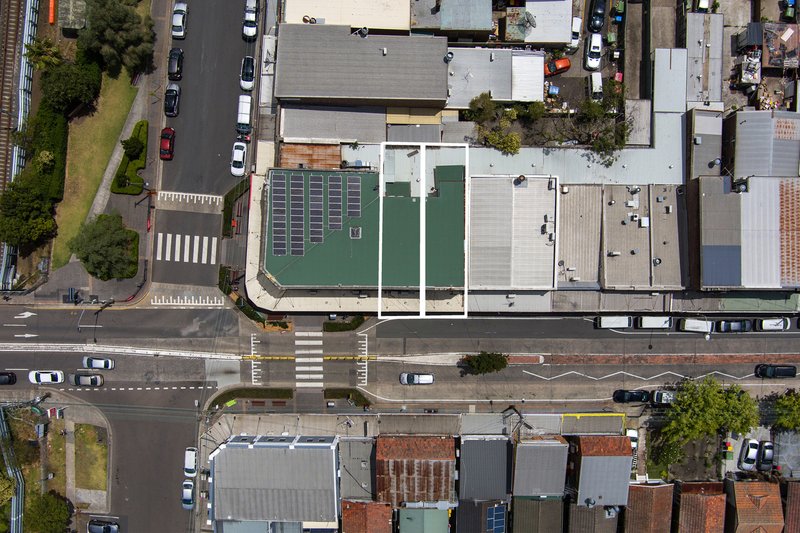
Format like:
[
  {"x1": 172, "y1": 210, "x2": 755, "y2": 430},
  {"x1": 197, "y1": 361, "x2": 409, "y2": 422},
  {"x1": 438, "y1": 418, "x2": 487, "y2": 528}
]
[
  {"x1": 181, "y1": 479, "x2": 194, "y2": 510},
  {"x1": 399, "y1": 373, "x2": 434, "y2": 385},
  {"x1": 242, "y1": 0, "x2": 258, "y2": 40},
  {"x1": 568, "y1": 17, "x2": 582, "y2": 53},
  {"x1": 240, "y1": 56, "x2": 255, "y2": 91},
  {"x1": 83, "y1": 356, "x2": 115, "y2": 370},
  {"x1": 171, "y1": 2, "x2": 188, "y2": 39},
  {"x1": 585, "y1": 32, "x2": 602, "y2": 71},
  {"x1": 29, "y1": 370, "x2": 65, "y2": 385},
  {"x1": 230, "y1": 142, "x2": 247, "y2": 177},
  {"x1": 738, "y1": 438, "x2": 759, "y2": 471}
]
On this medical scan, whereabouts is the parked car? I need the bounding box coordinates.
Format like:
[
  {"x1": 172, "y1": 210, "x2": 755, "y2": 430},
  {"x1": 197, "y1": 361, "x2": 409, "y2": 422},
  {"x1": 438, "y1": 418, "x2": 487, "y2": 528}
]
[
  {"x1": 240, "y1": 56, "x2": 255, "y2": 91},
  {"x1": 545, "y1": 57, "x2": 571, "y2": 77},
  {"x1": 164, "y1": 83, "x2": 180, "y2": 117},
  {"x1": 626, "y1": 428, "x2": 639, "y2": 469},
  {"x1": 160, "y1": 127, "x2": 176, "y2": 160},
  {"x1": 181, "y1": 479, "x2": 194, "y2": 510},
  {"x1": 717, "y1": 319, "x2": 753, "y2": 333},
  {"x1": 0, "y1": 372, "x2": 16, "y2": 385},
  {"x1": 242, "y1": 0, "x2": 258, "y2": 40},
  {"x1": 587, "y1": 0, "x2": 606, "y2": 33},
  {"x1": 651, "y1": 390, "x2": 675, "y2": 406},
  {"x1": 83, "y1": 356, "x2": 114, "y2": 370},
  {"x1": 399, "y1": 373, "x2": 434, "y2": 385},
  {"x1": 757, "y1": 441, "x2": 774, "y2": 471},
  {"x1": 755, "y1": 364, "x2": 797, "y2": 379},
  {"x1": 568, "y1": 17, "x2": 582, "y2": 53},
  {"x1": 70, "y1": 373, "x2": 104, "y2": 387},
  {"x1": 738, "y1": 438, "x2": 759, "y2": 471},
  {"x1": 28, "y1": 370, "x2": 64, "y2": 385},
  {"x1": 87, "y1": 519, "x2": 120, "y2": 533},
  {"x1": 612, "y1": 389, "x2": 650, "y2": 403},
  {"x1": 585, "y1": 33, "x2": 602, "y2": 71},
  {"x1": 171, "y1": 1, "x2": 188, "y2": 39},
  {"x1": 168, "y1": 47, "x2": 184, "y2": 80},
  {"x1": 230, "y1": 142, "x2": 247, "y2": 177}
]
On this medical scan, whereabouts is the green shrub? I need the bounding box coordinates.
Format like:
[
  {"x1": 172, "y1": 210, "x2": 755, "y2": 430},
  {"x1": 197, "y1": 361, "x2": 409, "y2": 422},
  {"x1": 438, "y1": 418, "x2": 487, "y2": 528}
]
[
  {"x1": 462, "y1": 351, "x2": 509, "y2": 374},
  {"x1": 211, "y1": 388, "x2": 293, "y2": 406},
  {"x1": 111, "y1": 120, "x2": 147, "y2": 195},
  {"x1": 27, "y1": 103, "x2": 68, "y2": 202},
  {"x1": 218, "y1": 265, "x2": 233, "y2": 295}
]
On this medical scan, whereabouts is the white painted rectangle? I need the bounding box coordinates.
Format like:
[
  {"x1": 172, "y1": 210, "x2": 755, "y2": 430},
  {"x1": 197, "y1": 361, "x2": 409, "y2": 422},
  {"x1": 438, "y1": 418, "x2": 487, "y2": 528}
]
[
  {"x1": 295, "y1": 366, "x2": 324, "y2": 372},
  {"x1": 193, "y1": 236, "x2": 200, "y2": 263},
  {"x1": 295, "y1": 331, "x2": 324, "y2": 337},
  {"x1": 295, "y1": 350, "x2": 323, "y2": 355},
  {"x1": 296, "y1": 374, "x2": 324, "y2": 380},
  {"x1": 174, "y1": 234, "x2": 182, "y2": 261},
  {"x1": 210, "y1": 237, "x2": 218, "y2": 264},
  {"x1": 295, "y1": 340, "x2": 323, "y2": 346},
  {"x1": 295, "y1": 357, "x2": 323, "y2": 362},
  {"x1": 184, "y1": 235, "x2": 191, "y2": 262},
  {"x1": 156, "y1": 233, "x2": 163, "y2": 260},
  {"x1": 296, "y1": 382, "x2": 324, "y2": 388},
  {"x1": 201, "y1": 237, "x2": 209, "y2": 264},
  {"x1": 165, "y1": 233, "x2": 173, "y2": 261}
]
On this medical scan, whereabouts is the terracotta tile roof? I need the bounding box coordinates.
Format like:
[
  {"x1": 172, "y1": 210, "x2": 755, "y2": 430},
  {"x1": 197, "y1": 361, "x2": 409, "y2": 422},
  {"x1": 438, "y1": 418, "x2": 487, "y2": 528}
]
[
  {"x1": 341, "y1": 501, "x2": 392, "y2": 533},
  {"x1": 279, "y1": 143, "x2": 342, "y2": 170},
  {"x1": 785, "y1": 481, "x2": 800, "y2": 533},
  {"x1": 730, "y1": 481, "x2": 784, "y2": 531},
  {"x1": 575, "y1": 436, "x2": 632, "y2": 457},
  {"x1": 375, "y1": 436, "x2": 456, "y2": 506},
  {"x1": 624, "y1": 483, "x2": 674, "y2": 533},
  {"x1": 780, "y1": 179, "x2": 800, "y2": 286},
  {"x1": 678, "y1": 492, "x2": 726, "y2": 533}
]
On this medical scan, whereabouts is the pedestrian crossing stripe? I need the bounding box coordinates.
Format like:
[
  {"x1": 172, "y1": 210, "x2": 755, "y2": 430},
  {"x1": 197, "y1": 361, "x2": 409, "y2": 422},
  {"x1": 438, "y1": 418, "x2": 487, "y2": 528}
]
[{"x1": 156, "y1": 233, "x2": 218, "y2": 264}]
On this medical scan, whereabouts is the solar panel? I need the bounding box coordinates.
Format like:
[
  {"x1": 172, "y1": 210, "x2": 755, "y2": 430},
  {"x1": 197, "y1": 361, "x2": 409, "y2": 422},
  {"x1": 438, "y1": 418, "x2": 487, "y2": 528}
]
[
  {"x1": 347, "y1": 175, "x2": 361, "y2": 218},
  {"x1": 328, "y1": 174, "x2": 342, "y2": 231},
  {"x1": 271, "y1": 173, "x2": 287, "y2": 256},
  {"x1": 290, "y1": 174, "x2": 304, "y2": 256},
  {"x1": 309, "y1": 175, "x2": 324, "y2": 243},
  {"x1": 486, "y1": 505, "x2": 506, "y2": 533}
]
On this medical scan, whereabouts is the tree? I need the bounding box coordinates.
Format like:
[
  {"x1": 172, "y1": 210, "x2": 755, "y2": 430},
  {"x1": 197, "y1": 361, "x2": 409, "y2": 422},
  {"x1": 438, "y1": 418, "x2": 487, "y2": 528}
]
[
  {"x1": 24, "y1": 37, "x2": 62, "y2": 70},
  {"x1": 484, "y1": 129, "x2": 521, "y2": 155},
  {"x1": 775, "y1": 390, "x2": 800, "y2": 431},
  {"x1": 0, "y1": 180, "x2": 57, "y2": 251},
  {"x1": 465, "y1": 92, "x2": 499, "y2": 124},
  {"x1": 69, "y1": 213, "x2": 138, "y2": 280},
  {"x1": 41, "y1": 61, "x2": 101, "y2": 114},
  {"x1": 78, "y1": 0, "x2": 154, "y2": 76},
  {"x1": 121, "y1": 136, "x2": 144, "y2": 160},
  {"x1": 0, "y1": 476, "x2": 12, "y2": 507},
  {"x1": 463, "y1": 352, "x2": 509, "y2": 375},
  {"x1": 26, "y1": 491, "x2": 70, "y2": 533}
]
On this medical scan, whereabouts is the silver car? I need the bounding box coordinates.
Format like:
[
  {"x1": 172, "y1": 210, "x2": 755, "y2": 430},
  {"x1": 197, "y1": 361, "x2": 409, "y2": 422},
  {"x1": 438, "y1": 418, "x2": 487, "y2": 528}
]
[
  {"x1": 757, "y1": 441, "x2": 775, "y2": 471},
  {"x1": 738, "y1": 438, "x2": 759, "y2": 471},
  {"x1": 171, "y1": 2, "x2": 188, "y2": 39},
  {"x1": 181, "y1": 479, "x2": 194, "y2": 510},
  {"x1": 83, "y1": 356, "x2": 114, "y2": 370},
  {"x1": 70, "y1": 373, "x2": 104, "y2": 387}
]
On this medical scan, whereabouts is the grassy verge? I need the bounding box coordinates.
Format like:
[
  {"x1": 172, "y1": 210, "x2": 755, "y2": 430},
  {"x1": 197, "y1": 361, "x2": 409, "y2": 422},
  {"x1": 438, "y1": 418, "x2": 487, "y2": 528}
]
[
  {"x1": 211, "y1": 388, "x2": 293, "y2": 407},
  {"x1": 45, "y1": 419, "x2": 66, "y2": 495},
  {"x1": 74, "y1": 424, "x2": 107, "y2": 490},
  {"x1": 5, "y1": 409, "x2": 45, "y2": 503},
  {"x1": 219, "y1": 265, "x2": 233, "y2": 295},
  {"x1": 52, "y1": 72, "x2": 138, "y2": 268},
  {"x1": 323, "y1": 315, "x2": 366, "y2": 332},
  {"x1": 222, "y1": 178, "x2": 250, "y2": 238},
  {"x1": 324, "y1": 388, "x2": 371, "y2": 407}
]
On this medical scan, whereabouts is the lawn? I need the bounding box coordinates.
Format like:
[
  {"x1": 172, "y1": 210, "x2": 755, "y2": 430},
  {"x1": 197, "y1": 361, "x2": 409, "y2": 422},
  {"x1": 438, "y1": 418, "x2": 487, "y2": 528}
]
[
  {"x1": 45, "y1": 419, "x2": 66, "y2": 495},
  {"x1": 74, "y1": 424, "x2": 107, "y2": 491},
  {"x1": 51, "y1": 72, "x2": 138, "y2": 268}
]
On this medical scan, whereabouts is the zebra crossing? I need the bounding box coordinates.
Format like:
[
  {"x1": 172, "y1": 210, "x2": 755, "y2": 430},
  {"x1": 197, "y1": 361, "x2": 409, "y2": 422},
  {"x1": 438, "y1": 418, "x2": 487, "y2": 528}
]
[
  {"x1": 155, "y1": 233, "x2": 218, "y2": 265},
  {"x1": 295, "y1": 331, "x2": 324, "y2": 388}
]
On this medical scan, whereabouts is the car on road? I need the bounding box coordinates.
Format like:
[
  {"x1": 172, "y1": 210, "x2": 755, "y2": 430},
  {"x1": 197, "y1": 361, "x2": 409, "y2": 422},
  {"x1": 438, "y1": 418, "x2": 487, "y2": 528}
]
[
  {"x1": 755, "y1": 364, "x2": 798, "y2": 379},
  {"x1": 651, "y1": 390, "x2": 675, "y2": 406},
  {"x1": 757, "y1": 440, "x2": 774, "y2": 471},
  {"x1": 738, "y1": 438, "x2": 759, "y2": 471},
  {"x1": 28, "y1": 370, "x2": 64, "y2": 385},
  {"x1": 164, "y1": 83, "x2": 180, "y2": 117},
  {"x1": 612, "y1": 389, "x2": 650, "y2": 403},
  {"x1": 70, "y1": 373, "x2": 104, "y2": 387},
  {"x1": 83, "y1": 356, "x2": 114, "y2": 370},
  {"x1": 585, "y1": 33, "x2": 602, "y2": 71},
  {"x1": 184, "y1": 447, "x2": 198, "y2": 477},
  {"x1": 87, "y1": 519, "x2": 120, "y2": 533},
  {"x1": 0, "y1": 372, "x2": 16, "y2": 385},
  {"x1": 587, "y1": 0, "x2": 606, "y2": 33},
  {"x1": 240, "y1": 56, "x2": 255, "y2": 91},
  {"x1": 400, "y1": 373, "x2": 434, "y2": 385},
  {"x1": 171, "y1": 2, "x2": 188, "y2": 39},
  {"x1": 716, "y1": 319, "x2": 753, "y2": 333},
  {"x1": 168, "y1": 47, "x2": 184, "y2": 81},
  {"x1": 160, "y1": 127, "x2": 176, "y2": 161},
  {"x1": 242, "y1": 0, "x2": 258, "y2": 40},
  {"x1": 181, "y1": 479, "x2": 194, "y2": 510},
  {"x1": 230, "y1": 142, "x2": 247, "y2": 176},
  {"x1": 544, "y1": 57, "x2": 571, "y2": 77}
]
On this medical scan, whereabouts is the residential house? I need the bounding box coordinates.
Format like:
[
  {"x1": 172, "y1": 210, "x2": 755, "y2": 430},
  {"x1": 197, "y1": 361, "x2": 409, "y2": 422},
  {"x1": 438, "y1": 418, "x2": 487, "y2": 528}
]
[
  {"x1": 624, "y1": 483, "x2": 673, "y2": 533},
  {"x1": 375, "y1": 435, "x2": 456, "y2": 507},
  {"x1": 342, "y1": 501, "x2": 392, "y2": 533},
  {"x1": 673, "y1": 481, "x2": 726, "y2": 533},
  {"x1": 565, "y1": 436, "x2": 632, "y2": 507},
  {"x1": 723, "y1": 480, "x2": 784, "y2": 533}
]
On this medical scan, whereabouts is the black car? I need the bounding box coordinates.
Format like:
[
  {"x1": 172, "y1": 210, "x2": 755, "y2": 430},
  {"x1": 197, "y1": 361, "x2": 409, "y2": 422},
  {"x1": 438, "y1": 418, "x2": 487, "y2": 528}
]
[
  {"x1": 164, "y1": 83, "x2": 180, "y2": 117},
  {"x1": 587, "y1": 0, "x2": 606, "y2": 33},
  {"x1": 88, "y1": 519, "x2": 119, "y2": 533},
  {"x1": 716, "y1": 319, "x2": 753, "y2": 333},
  {"x1": 755, "y1": 364, "x2": 798, "y2": 379},
  {"x1": 168, "y1": 47, "x2": 183, "y2": 81},
  {"x1": 0, "y1": 372, "x2": 16, "y2": 385},
  {"x1": 613, "y1": 389, "x2": 651, "y2": 403}
]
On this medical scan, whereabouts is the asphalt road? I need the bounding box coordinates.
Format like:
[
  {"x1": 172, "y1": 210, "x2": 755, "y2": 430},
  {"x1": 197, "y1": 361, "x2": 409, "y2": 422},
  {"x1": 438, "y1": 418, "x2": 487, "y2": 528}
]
[{"x1": 151, "y1": 210, "x2": 223, "y2": 285}]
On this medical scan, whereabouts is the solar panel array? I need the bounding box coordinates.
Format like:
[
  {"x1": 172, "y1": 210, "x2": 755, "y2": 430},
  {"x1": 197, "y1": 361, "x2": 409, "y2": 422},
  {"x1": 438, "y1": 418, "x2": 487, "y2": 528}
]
[
  {"x1": 309, "y1": 175, "x2": 324, "y2": 243},
  {"x1": 328, "y1": 175, "x2": 342, "y2": 231},
  {"x1": 347, "y1": 175, "x2": 361, "y2": 217},
  {"x1": 486, "y1": 505, "x2": 506, "y2": 533},
  {"x1": 290, "y1": 174, "x2": 304, "y2": 256},
  {"x1": 271, "y1": 173, "x2": 287, "y2": 256}
]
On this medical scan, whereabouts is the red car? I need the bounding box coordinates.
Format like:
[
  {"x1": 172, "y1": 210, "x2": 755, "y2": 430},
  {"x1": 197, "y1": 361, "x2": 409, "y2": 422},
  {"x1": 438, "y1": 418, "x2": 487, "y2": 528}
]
[
  {"x1": 544, "y1": 57, "x2": 571, "y2": 77},
  {"x1": 159, "y1": 127, "x2": 175, "y2": 160}
]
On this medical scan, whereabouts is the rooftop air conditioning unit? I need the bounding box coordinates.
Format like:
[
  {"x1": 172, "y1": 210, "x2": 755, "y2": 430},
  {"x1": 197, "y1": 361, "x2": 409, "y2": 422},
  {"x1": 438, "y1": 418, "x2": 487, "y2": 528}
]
[
  {"x1": 694, "y1": 136, "x2": 703, "y2": 145},
  {"x1": 561, "y1": 185, "x2": 570, "y2": 194},
  {"x1": 608, "y1": 251, "x2": 621, "y2": 256},
  {"x1": 570, "y1": 276, "x2": 581, "y2": 281}
]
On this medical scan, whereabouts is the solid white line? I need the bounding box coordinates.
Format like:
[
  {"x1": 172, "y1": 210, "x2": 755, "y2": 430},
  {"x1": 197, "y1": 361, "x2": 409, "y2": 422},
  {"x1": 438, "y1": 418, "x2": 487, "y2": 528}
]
[
  {"x1": 2, "y1": 324, "x2": 26, "y2": 327},
  {"x1": 295, "y1": 340, "x2": 323, "y2": 346},
  {"x1": 295, "y1": 366, "x2": 324, "y2": 372},
  {"x1": 156, "y1": 233, "x2": 163, "y2": 260},
  {"x1": 295, "y1": 350, "x2": 323, "y2": 355},
  {"x1": 5, "y1": 368, "x2": 27, "y2": 371},
  {"x1": 165, "y1": 233, "x2": 173, "y2": 261},
  {"x1": 419, "y1": 145, "x2": 426, "y2": 316},
  {"x1": 295, "y1": 331, "x2": 323, "y2": 337},
  {"x1": 296, "y1": 374, "x2": 325, "y2": 380},
  {"x1": 210, "y1": 237, "x2": 218, "y2": 264},
  {"x1": 174, "y1": 234, "x2": 182, "y2": 262},
  {"x1": 201, "y1": 237, "x2": 209, "y2": 264},
  {"x1": 296, "y1": 381, "x2": 324, "y2": 387},
  {"x1": 193, "y1": 236, "x2": 200, "y2": 263},
  {"x1": 184, "y1": 235, "x2": 190, "y2": 262}
]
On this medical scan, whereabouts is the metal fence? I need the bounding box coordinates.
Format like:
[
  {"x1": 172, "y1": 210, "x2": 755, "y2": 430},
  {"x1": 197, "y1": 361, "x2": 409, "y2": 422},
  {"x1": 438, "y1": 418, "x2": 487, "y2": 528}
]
[{"x1": 0, "y1": 408, "x2": 25, "y2": 533}]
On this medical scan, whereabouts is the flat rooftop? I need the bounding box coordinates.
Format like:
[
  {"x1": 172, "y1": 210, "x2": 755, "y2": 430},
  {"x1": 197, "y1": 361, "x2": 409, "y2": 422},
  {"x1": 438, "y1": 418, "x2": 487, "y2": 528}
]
[
  {"x1": 283, "y1": 0, "x2": 411, "y2": 30},
  {"x1": 557, "y1": 185, "x2": 601, "y2": 287}
]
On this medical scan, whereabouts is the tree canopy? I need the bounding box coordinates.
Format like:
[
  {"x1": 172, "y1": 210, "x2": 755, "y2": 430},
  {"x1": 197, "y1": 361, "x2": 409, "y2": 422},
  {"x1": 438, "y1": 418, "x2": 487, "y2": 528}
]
[
  {"x1": 0, "y1": 178, "x2": 57, "y2": 251},
  {"x1": 774, "y1": 390, "x2": 800, "y2": 431},
  {"x1": 26, "y1": 491, "x2": 70, "y2": 533},
  {"x1": 77, "y1": 0, "x2": 154, "y2": 76},
  {"x1": 41, "y1": 61, "x2": 101, "y2": 114},
  {"x1": 24, "y1": 37, "x2": 62, "y2": 70},
  {"x1": 463, "y1": 352, "x2": 509, "y2": 375},
  {"x1": 69, "y1": 213, "x2": 138, "y2": 280}
]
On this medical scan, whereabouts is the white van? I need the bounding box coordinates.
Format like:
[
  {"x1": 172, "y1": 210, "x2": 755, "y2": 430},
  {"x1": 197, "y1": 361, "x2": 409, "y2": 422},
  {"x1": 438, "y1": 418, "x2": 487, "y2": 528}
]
[
  {"x1": 595, "y1": 316, "x2": 633, "y2": 329},
  {"x1": 568, "y1": 17, "x2": 582, "y2": 53},
  {"x1": 636, "y1": 316, "x2": 673, "y2": 329},
  {"x1": 678, "y1": 318, "x2": 714, "y2": 333},
  {"x1": 184, "y1": 447, "x2": 198, "y2": 478},
  {"x1": 242, "y1": 0, "x2": 258, "y2": 40},
  {"x1": 236, "y1": 95, "x2": 252, "y2": 134},
  {"x1": 589, "y1": 72, "x2": 603, "y2": 101},
  {"x1": 755, "y1": 317, "x2": 791, "y2": 331}
]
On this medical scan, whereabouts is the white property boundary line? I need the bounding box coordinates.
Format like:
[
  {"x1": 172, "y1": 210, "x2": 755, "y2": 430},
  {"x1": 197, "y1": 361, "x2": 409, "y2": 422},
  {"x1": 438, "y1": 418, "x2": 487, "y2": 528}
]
[{"x1": 0, "y1": 344, "x2": 240, "y2": 360}]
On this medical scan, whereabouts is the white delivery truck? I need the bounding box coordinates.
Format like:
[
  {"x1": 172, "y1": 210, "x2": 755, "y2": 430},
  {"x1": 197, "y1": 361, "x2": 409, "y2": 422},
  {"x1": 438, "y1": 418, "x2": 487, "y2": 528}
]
[
  {"x1": 636, "y1": 316, "x2": 673, "y2": 329},
  {"x1": 678, "y1": 318, "x2": 714, "y2": 333},
  {"x1": 595, "y1": 316, "x2": 633, "y2": 329}
]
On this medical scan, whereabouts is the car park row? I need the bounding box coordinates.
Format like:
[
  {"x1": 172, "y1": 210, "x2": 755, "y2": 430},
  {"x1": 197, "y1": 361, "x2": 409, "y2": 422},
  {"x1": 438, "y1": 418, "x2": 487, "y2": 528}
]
[{"x1": 595, "y1": 315, "x2": 794, "y2": 332}]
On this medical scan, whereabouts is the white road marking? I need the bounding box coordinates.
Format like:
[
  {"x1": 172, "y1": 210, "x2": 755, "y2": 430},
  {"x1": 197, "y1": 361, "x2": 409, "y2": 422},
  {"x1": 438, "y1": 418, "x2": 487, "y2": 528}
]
[
  {"x1": 193, "y1": 236, "x2": 200, "y2": 263},
  {"x1": 156, "y1": 233, "x2": 163, "y2": 260},
  {"x1": 174, "y1": 234, "x2": 182, "y2": 260},
  {"x1": 201, "y1": 237, "x2": 209, "y2": 264},
  {"x1": 295, "y1": 349, "x2": 323, "y2": 355},
  {"x1": 295, "y1": 366, "x2": 323, "y2": 372},
  {"x1": 210, "y1": 237, "x2": 218, "y2": 264},
  {"x1": 296, "y1": 382, "x2": 324, "y2": 387},
  {"x1": 295, "y1": 340, "x2": 323, "y2": 346},
  {"x1": 165, "y1": 234, "x2": 173, "y2": 261},
  {"x1": 295, "y1": 357, "x2": 323, "y2": 362},
  {"x1": 295, "y1": 331, "x2": 323, "y2": 337},
  {"x1": 184, "y1": 235, "x2": 191, "y2": 262}
]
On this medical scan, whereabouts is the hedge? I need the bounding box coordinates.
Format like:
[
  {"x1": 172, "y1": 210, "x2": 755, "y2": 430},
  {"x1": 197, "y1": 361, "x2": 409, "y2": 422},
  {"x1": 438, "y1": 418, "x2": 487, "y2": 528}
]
[
  {"x1": 111, "y1": 120, "x2": 147, "y2": 195},
  {"x1": 211, "y1": 388, "x2": 294, "y2": 406},
  {"x1": 28, "y1": 103, "x2": 68, "y2": 202}
]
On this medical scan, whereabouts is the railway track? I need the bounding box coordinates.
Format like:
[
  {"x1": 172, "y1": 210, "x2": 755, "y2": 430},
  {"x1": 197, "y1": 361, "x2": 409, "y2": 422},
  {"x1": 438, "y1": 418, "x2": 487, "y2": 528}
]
[{"x1": 0, "y1": 0, "x2": 26, "y2": 192}]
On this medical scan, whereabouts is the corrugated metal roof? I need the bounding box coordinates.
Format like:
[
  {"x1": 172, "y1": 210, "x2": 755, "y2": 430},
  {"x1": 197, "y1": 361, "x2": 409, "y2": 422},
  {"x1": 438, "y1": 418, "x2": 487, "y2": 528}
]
[
  {"x1": 217, "y1": 521, "x2": 275, "y2": 533},
  {"x1": 685, "y1": 14, "x2": 723, "y2": 104},
  {"x1": 575, "y1": 455, "x2": 632, "y2": 506},
  {"x1": 445, "y1": 48, "x2": 512, "y2": 109},
  {"x1": 281, "y1": 106, "x2": 387, "y2": 143},
  {"x1": 728, "y1": 481, "x2": 784, "y2": 531},
  {"x1": 567, "y1": 503, "x2": 619, "y2": 533},
  {"x1": 339, "y1": 439, "x2": 375, "y2": 500},
  {"x1": 624, "y1": 484, "x2": 674, "y2": 533},
  {"x1": 511, "y1": 52, "x2": 544, "y2": 102},
  {"x1": 440, "y1": 0, "x2": 492, "y2": 30},
  {"x1": 341, "y1": 501, "x2": 392, "y2": 533},
  {"x1": 459, "y1": 439, "x2": 511, "y2": 500},
  {"x1": 732, "y1": 110, "x2": 800, "y2": 178},
  {"x1": 699, "y1": 176, "x2": 742, "y2": 287},
  {"x1": 690, "y1": 110, "x2": 722, "y2": 179},
  {"x1": 375, "y1": 436, "x2": 456, "y2": 506},
  {"x1": 741, "y1": 178, "x2": 781, "y2": 287},
  {"x1": 513, "y1": 438, "x2": 568, "y2": 497},
  {"x1": 275, "y1": 25, "x2": 448, "y2": 104},
  {"x1": 653, "y1": 49, "x2": 687, "y2": 113},
  {"x1": 523, "y1": 0, "x2": 572, "y2": 44},
  {"x1": 557, "y1": 185, "x2": 601, "y2": 287},
  {"x1": 283, "y1": 0, "x2": 411, "y2": 30},
  {"x1": 387, "y1": 124, "x2": 441, "y2": 142},
  {"x1": 512, "y1": 498, "x2": 563, "y2": 533}
]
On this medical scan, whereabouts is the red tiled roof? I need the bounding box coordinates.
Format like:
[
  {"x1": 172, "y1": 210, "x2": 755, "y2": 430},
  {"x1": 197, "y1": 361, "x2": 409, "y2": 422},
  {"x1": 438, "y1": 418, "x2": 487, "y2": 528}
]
[
  {"x1": 624, "y1": 483, "x2": 674, "y2": 533},
  {"x1": 375, "y1": 436, "x2": 456, "y2": 506},
  {"x1": 376, "y1": 436, "x2": 455, "y2": 461},
  {"x1": 730, "y1": 481, "x2": 783, "y2": 531},
  {"x1": 785, "y1": 481, "x2": 800, "y2": 533},
  {"x1": 678, "y1": 492, "x2": 726, "y2": 533},
  {"x1": 341, "y1": 501, "x2": 392, "y2": 533},
  {"x1": 780, "y1": 179, "x2": 800, "y2": 286},
  {"x1": 575, "y1": 436, "x2": 631, "y2": 457}
]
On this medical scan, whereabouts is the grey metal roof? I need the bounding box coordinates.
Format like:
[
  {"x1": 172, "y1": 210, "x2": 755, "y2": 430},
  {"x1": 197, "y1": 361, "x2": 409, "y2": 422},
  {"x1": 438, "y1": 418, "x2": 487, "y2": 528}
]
[
  {"x1": 557, "y1": 185, "x2": 601, "y2": 287},
  {"x1": 442, "y1": 121, "x2": 478, "y2": 143},
  {"x1": 689, "y1": 109, "x2": 722, "y2": 180},
  {"x1": 387, "y1": 124, "x2": 441, "y2": 143},
  {"x1": 455, "y1": 500, "x2": 505, "y2": 533},
  {"x1": 445, "y1": 48, "x2": 512, "y2": 109},
  {"x1": 411, "y1": 0, "x2": 441, "y2": 29},
  {"x1": 281, "y1": 105, "x2": 387, "y2": 143},
  {"x1": 459, "y1": 438, "x2": 511, "y2": 500},
  {"x1": 216, "y1": 521, "x2": 272, "y2": 533},
  {"x1": 511, "y1": 52, "x2": 545, "y2": 102},
  {"x1": 211, "y1": 436, "x2": 339, "y2": 523},
  {"x1": 338, "y1": 438, "x2": 374, "y2": 500},
  {"x1": 524, "y1": 0, "x2": 573, "y2": 45},
  {"x1": 653, "y1": 49, "x2": 687, "y2": 113},
  {"x1": 440, "y1": 0, "x2": 492, "y2": 30},
  {"x1": 511, "y1": 498, "x2": 563, "y2": 533},
  {"x1": 575, "y1": 456, "x2": 632, "y2": 506},
  {"x1": 513, "y1": 439, "x2": 568, "y2": 497},
  {"x1": 741, "y1": 177, "x2": 781, "y2": 287},
  {"x1": 685, "y1": 14, "x2": 723, "y2": 104},
  {"x1": 732, "y1": 110, "x2": 800, "y2": 178},
  {"x1": 700, "y1": 176, "x2": 741, "y2": 288},
  {"x1": 275, "y1": 25, "x2": 448, "y2": 104}
]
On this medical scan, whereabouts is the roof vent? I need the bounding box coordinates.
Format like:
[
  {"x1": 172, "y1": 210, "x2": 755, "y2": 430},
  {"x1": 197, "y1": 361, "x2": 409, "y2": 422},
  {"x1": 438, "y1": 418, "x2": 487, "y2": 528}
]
[
  {"x1": 444, "y1": 51, "x2": 454, "y2": 63},
  {"x1": 732, "y1": 177, "x2": 749, "y2": 193},
  {"x1": 381, "y1": 47, "x2": 388, "y2": 56}
]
